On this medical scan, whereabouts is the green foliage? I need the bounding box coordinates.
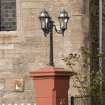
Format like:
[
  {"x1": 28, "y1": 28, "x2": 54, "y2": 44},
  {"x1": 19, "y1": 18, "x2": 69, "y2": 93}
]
[
  {"x1": 63, "y1": 53, "x2": 80, "y2": 69},
  {"x1": 63, "y1": 46, "x2": 105, "y2": 98}
]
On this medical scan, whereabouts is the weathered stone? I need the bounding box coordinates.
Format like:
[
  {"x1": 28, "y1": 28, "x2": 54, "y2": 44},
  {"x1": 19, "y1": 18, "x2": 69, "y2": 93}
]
[{"x1": 0, "y1": 0, "x2": 89, "y2": 103}]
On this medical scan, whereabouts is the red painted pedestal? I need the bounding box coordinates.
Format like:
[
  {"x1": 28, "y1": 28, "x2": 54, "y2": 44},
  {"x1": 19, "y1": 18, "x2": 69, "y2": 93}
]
[{"x1": 30, "y1": 67, "x2": 74, "y2": 105}]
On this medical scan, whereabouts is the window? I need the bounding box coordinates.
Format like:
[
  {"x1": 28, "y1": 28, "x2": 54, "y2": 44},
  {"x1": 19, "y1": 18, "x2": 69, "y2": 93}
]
[{"x1": 0, "y1": 0, "x2": 16, "y2": 31}]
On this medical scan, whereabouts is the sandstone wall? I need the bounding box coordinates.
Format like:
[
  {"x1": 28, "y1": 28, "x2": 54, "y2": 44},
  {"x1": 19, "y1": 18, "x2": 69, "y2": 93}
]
[{"x1": 0, "y1": 0, "x2": 89, "y2": 103}]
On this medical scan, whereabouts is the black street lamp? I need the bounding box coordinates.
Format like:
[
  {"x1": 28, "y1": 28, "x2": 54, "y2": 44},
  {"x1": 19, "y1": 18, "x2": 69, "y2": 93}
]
[{"x1": 39, "y1": 9, "x2": 69, "y2": 66}]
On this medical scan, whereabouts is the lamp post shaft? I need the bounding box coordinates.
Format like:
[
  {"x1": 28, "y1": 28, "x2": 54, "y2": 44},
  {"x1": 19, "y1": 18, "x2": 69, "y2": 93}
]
[
  {"x1": 49, "y1": 30, "x2": 54, "y2": 66},
  {"x1": 39, "y1": 9, "x2": 69, "y2": 66}
]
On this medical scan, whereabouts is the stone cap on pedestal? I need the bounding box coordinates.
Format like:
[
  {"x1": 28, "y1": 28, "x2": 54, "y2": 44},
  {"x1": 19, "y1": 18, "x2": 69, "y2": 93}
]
[{"x1": 30, "y1": 66, "x2": 76, "y2": 78}]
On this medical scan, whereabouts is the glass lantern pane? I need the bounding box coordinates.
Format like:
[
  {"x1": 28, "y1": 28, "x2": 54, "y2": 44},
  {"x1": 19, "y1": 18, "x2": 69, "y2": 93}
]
[
  {"x1": 45, "y1": 18, "x2": 48, "y2": 26},
  {"x1": 59, "y1": 18, "x2": 66, "y2": 29},
  {"x1": 42, "y1": 21, "x2": 46, "y2": 29},
  {"x1": 40, "y1": 18, "x2": 46, "y2": 29},
  {"x1": 64, "y1": 18, "x2": 68, "y2": 23}
]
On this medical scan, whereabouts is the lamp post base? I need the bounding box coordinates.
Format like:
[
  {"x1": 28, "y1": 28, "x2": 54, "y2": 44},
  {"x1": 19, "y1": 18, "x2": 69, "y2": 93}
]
[{"x1": 30, "y1": 67, "x2": 75, "y2": 105}]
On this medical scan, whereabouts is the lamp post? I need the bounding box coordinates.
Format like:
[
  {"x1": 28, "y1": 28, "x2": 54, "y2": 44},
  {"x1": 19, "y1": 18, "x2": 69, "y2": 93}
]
[{"x1": 39, "y1": 9, "x2": 69, "y2": 66}]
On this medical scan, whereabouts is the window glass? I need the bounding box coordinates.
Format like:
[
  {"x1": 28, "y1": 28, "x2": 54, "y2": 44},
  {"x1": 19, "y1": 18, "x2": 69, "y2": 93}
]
[{"x1": 0, "y1": 0, "x2": 16, "y2": 31}]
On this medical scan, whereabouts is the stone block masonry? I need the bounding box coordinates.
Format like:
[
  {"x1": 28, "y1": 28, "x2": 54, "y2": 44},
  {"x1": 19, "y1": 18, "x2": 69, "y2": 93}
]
[
  {"x1": 0, "y1": 104, "x2": 36, "y2": 105},
  {"x1": 0, "y1": 0, "x2": 89, "y2": 103}
]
